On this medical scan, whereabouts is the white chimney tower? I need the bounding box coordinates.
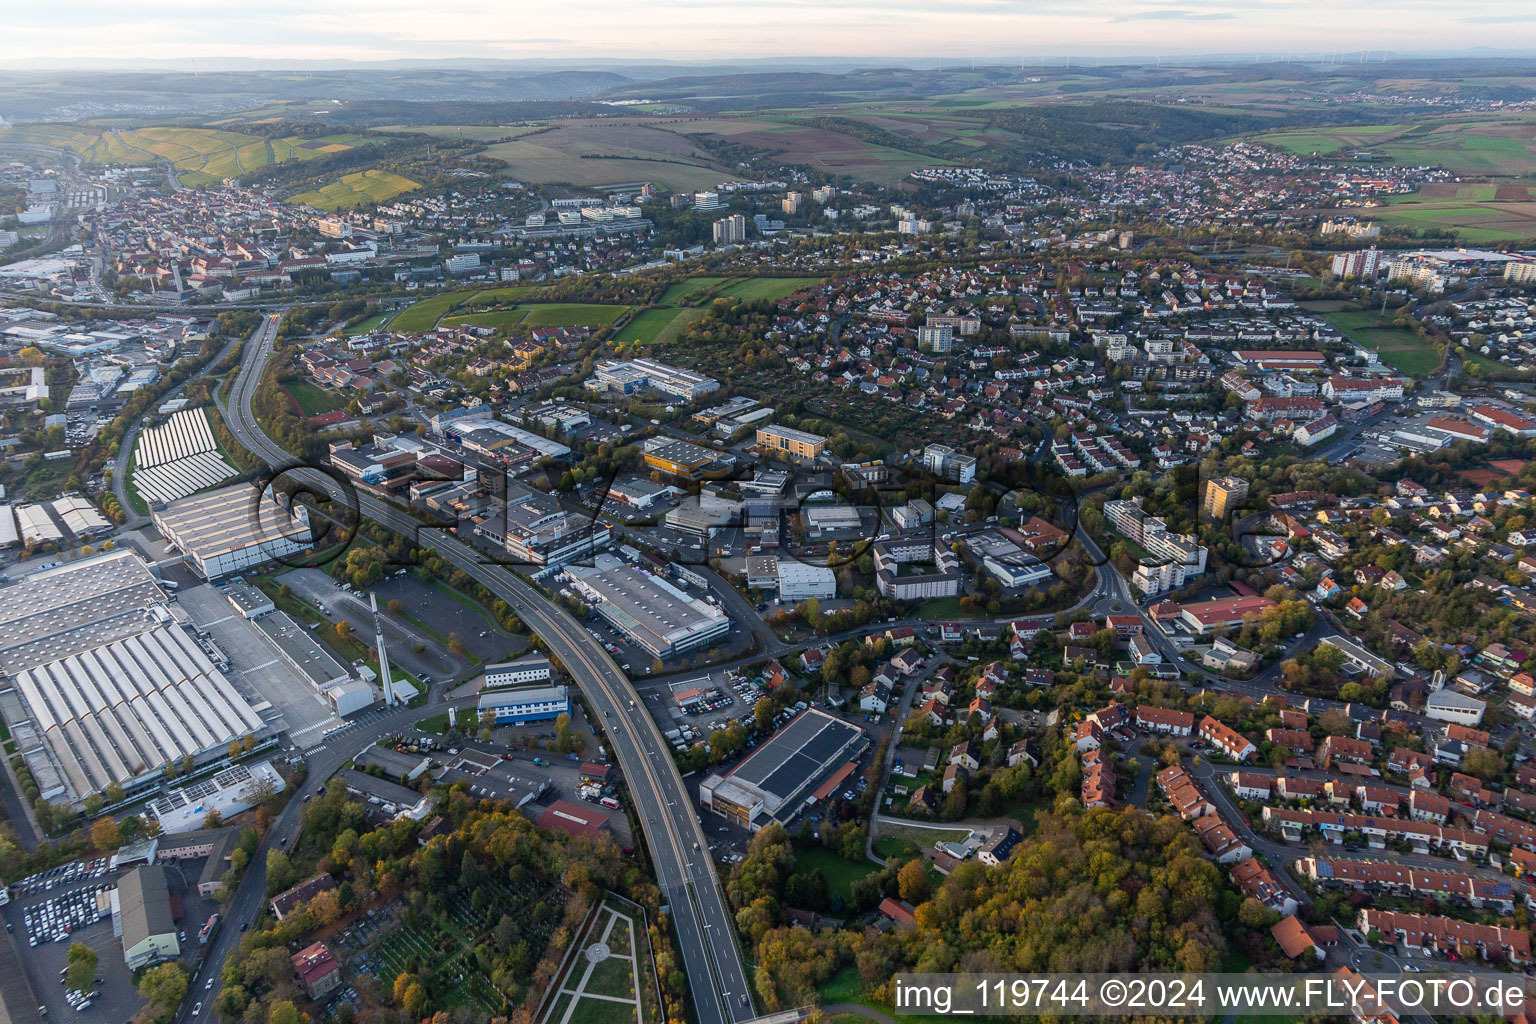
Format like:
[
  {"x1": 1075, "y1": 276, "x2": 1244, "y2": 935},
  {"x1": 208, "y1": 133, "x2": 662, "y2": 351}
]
[{"x1": 370, "y1": 592, "x2": 395, "y2": 706}]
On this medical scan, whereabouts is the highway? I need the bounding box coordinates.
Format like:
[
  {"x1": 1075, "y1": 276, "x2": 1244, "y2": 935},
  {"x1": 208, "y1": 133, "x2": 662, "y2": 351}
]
[{"x1": 217, "y1": 314, "x2": 754, "y2": 1024}]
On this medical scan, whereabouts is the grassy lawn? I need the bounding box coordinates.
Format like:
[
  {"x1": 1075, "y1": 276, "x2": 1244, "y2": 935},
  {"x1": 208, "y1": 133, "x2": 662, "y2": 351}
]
[
  {"x1": 442, "y1": 309, "x2": 528, "y2": 331},
  {"x1": 999, "y1": 793, "x2": 1053, "y2": 835},
  {"x1": 344, "y1": 312, "x2": 387, "y2": 335},
  {"x1": 915, "y1": 595, "x2": 965, "y2": 619},
  {"x1": 1324, "y1": 310, "x2": 1441, "y2": 376},
  {"x1": 613, "y1": 307, "x2": 686, "y2": 346},
  {"x1": 122, "y1": 459, "x2": 150, "y2": 515},
  {"x1": 657, "y1": 275, "x2": 820, "y2": 307},
  {"x1": 720, "y1": 276, "x2": 821, "y2": 302},
  {"x1": 583, "y1": 955, "x2": 636, "y2": 1000},
  {"x1": 818, "y1": 967, "x2": 929, "y2": 1024},
  {"x1": 658, "y1": 277, "x2": 729, "y2": 305},
  {"x1": 519, "y1": 303, "x2": 629, "y2": 328},
  {"x1": 284, "y1": 378, "x2": 347, "y2": 417},
  {"x1": 455, "y1": 285, "x2": 534, "y2": 308},
  {"x1": 792, "y1": 844, "x2": 880, "y2": 905},
  {"x1": 392, "y1": 292, "x2": 463, "y2": 333}
]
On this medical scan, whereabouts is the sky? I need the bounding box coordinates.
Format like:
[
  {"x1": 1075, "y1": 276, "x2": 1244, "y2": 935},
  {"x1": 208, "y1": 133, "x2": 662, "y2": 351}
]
[{"x1": 4, "y1": 0, "x2": 1535, "y2": 65}]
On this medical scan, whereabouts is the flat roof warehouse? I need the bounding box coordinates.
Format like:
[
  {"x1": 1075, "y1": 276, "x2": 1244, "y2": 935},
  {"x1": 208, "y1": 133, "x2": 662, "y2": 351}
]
[
  {"x1": 701, "y1": 709, "x2": 868, "y2": 831},
  {"x1": 563, "y1": 558, "x2": 729, "y2": 658},
  {"x1": 0, "y1": 550, "x2": 266, "y2": 805}
]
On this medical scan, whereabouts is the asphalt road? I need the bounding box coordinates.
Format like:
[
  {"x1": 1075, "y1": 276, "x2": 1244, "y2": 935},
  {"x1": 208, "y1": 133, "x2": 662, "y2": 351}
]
[{"x1": 217, "y1": 314, "x2": 754, "y2": 1024}]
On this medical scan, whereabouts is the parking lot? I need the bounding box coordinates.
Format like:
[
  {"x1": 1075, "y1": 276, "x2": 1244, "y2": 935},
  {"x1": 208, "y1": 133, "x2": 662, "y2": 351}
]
[
  {"x1": 358, "y1": 571, "x2": 528, "y2": 666},
  {"x1": 2, "y1": 859, "x2": 145, "y2": 1024},
  {"x1": 280, "y1": 568, "x2": 468, "y2": 682},
  {"x1": 631, "y1": 667, "x2": 763, "y2": 742}
]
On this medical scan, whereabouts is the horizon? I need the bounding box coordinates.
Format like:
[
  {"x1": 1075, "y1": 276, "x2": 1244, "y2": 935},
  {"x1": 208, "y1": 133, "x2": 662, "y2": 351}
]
[{"x1": 5, "y1": 0, "x2": 1536, "y2": 67}]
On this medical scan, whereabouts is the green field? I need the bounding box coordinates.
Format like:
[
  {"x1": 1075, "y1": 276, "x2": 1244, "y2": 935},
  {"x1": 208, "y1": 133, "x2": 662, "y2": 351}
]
[
  {"x1": 392, "y1": 292, "x2": 464, "y2": 333},
  {"x1": 284, "y1": 378, "x2": 347, "y2": 417},
  {"x1": 443, "y1": 309, "x2": 529, "y2": 331},
  {"x1": 454, "y1": 285, "x2": 535, "y2": 309},
  {"x1": 287, "y1": 169, "x2": 420, "y2": 211},
  {"x1": 543, "y1": 899, "x2": 660, "y2": 1024},
  {"x1": 658, "y1": 276, "x2": 820, "y2": 306},
  {"x1": 520, "y1": 303, "x2": 628, "y2": 328},
  {"x1": 819, "y1": 966, "x2": 928, "y2": 1024},
  {"x1": 791, "y1": 844, "x2": 880, "y2": 906},
  {"x1": 344, "y1": 312, "x2": 388, "y2": 335},
  {"x1": 0, "y1": 124, "x2": 362, "y2": 186},
  {"x1": 916, "y1": 595, "x2": 965, "y2": 619},
  {"x1": 1325, "y1": 310, "x2": 1441, "y2": 376},
  {"x1": 1253, "y1": 115, "x2": 1536, "y2": 176},
  {"x1": 658, "y1": 277, "x2": 730, "y2": 306},
  {"x1": 610, "y1": 307, "x2": 711, "y2": 347},
  {"x1": 1374, "y1": 186, "x2": 1536, "y2": 243}
]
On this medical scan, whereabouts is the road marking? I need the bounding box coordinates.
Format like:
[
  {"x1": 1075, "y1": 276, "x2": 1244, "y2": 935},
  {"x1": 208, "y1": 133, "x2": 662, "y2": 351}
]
[{"x1": 238, "y1": 659, "x2": 279, "y2": 673}]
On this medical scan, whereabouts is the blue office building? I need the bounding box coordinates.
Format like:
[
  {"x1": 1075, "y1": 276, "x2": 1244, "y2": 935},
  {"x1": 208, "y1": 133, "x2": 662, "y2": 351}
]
[{"x1": 478, "y1": 683, "x2": 570, "y2": 725}]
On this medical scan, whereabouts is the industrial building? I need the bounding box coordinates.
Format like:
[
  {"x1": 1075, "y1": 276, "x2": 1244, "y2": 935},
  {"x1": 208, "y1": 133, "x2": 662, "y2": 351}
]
[
  {"x1": 642, "y1": 436, "x2": 733, "y2": 481},
  {"x1": 484, "y1": 653, "x2": 552, "y2": 688},
  {"x1": 113, "y1": 864, "x2": 179, "y2": 969},
  {"x1": 700, "y1": 709, "x2": 868, "y2": 832},
  {"x1": 591, "y1": 358, "x2": 719, "y2": 400},
  {"x1": 473, "y1": 483, "x2": 612, "y2": 568},
  {"x1": 153, "y1": 483, "x2": 314, "y2": 579},
  {"x1": 756, "y1": 424, "x2": 826, "y2": 461},
  {"x1": 338, "y1": 769, "x2": 436, "y2": 821},
  {"x1": 775, "y1": 560, "x2": 836, "y2": 600},
  {"x1": 0, "y1": 551, "x2": 267, "y2": 806},
  {"x1": 148, "y1": 761, "x2": 286, "y2": 834},
  {"x1": 665, "y1": 493, "x2": 741, "y2": 538},
  {"x1": 478, "y1": 683, "x2": 571, "y2": 724},
  {"x1": 564, "y1": 558, "x2": 729, "y2": 658}
]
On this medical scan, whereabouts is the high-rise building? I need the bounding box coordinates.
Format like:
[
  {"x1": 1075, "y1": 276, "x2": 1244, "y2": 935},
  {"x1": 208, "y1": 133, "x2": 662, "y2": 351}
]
[
  {"x1": 1505, "y1": 260, "x2": 1536, "y2": 286},
  {"x1": 918, "y1": 324, "x2": 954, "y2": 352},
  {"x1": 712, "y1": 214, "x2": 746, "y2": 246},
  {"x1": 1330, "y1": 248, "x2": 1381, "y2": 279},
  {"x1": 694, "y1": 190, "x2": 722, "y2": 211},
  {"x1": 1203, "y1": 476, "x2": 1250, "y2": 521},
  {"x1": 782, "y1": 192, "x2": 802, "y2": 215}
]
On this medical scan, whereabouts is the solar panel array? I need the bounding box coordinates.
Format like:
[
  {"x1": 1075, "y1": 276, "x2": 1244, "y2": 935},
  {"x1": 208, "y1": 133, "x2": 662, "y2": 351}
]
[
  {"x1": 10, "y1": 624, "x2": 264, "y2": 801},
  {"x1": 732, "y1": 710, "x2": 863, "y2": 803},
  {"x1": 133, "y1": 409, "x2": 236, "y2": 506},
  {"x1": 149, "y1": 762, "x2": 255, "y2": 816}
]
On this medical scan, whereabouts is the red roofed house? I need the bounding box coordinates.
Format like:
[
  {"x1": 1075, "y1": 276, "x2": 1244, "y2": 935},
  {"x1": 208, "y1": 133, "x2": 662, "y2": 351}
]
[
  {"x1": 878, "y1": 897, "x2": 917, "y2": 926},
  {"x1": 292, "y1": 942, "x2": 343, "y2": 999},
  {"x1": 1137, "y1": 705, "x2": 1194, "y2": 736},
  {"x1": 1199, "y1": 716, "x2": 1257, "y2": 762},
  {"x1": 1318, "y1": 735, "x2": 1373, "y2": 768},
  {"x1": 1272, "y1": 916, "x2": 1326, "y2": 961}
]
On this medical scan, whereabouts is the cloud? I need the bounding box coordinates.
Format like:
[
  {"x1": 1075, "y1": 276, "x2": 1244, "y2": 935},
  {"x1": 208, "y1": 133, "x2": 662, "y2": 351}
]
[{"x1": 1112, "y1": 8, "x2": 1236, "y2": 19}]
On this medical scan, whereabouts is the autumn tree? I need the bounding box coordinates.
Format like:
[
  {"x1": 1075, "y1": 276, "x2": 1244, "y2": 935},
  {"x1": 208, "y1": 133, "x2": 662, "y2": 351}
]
[
  {"x1": 90, "y1": 816, "x2": 120, "y2": 851},
  {"x1": 896, "y1": 858, "x2": 930, "y2": 904},
  {"x1": 137, "y1": 963, "x2": 189, "y2": 1024}
]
